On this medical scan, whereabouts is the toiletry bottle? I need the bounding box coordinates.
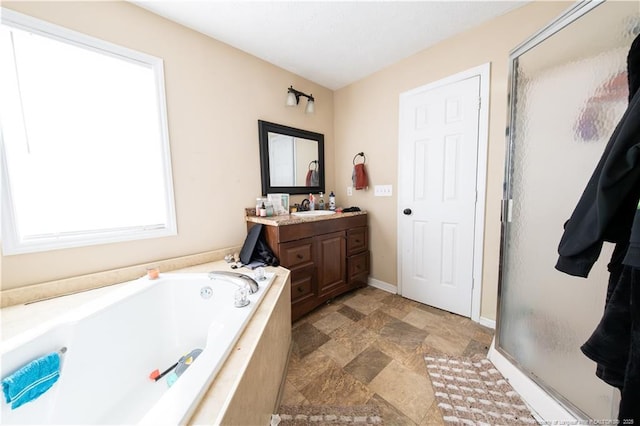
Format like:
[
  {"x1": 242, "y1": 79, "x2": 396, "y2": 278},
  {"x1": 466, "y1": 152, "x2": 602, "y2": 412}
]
[
  {"x1": 319, "y1": 192, "x2": 325, "y2": 210},
  {"x1": 329, "y1": 191, "x2": 336, "y2": 211},
  {"x1": 255, "y1": 198, "x2": 262, "y2": 216},
  {"x1": 309, "y1": 193, "x2": 315, "y2": 211},
  {"x1": 260, "y1": 201, "x2": 267, "y2": 217}
]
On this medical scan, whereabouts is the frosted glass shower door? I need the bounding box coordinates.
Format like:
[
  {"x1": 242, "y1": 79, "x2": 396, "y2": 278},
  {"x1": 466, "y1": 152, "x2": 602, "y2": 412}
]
[{"x1": 498, "y1": 0, "x2": 639, "y2": 419}]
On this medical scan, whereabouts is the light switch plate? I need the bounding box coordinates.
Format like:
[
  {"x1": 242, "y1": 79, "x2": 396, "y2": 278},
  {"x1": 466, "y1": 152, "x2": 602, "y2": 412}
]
[
  {"x1": 347, "y1": 186, "x2": 353, "y2": 196},
  {"x1": 374, "y1": 185, "x2": 393, "y2": 197}
]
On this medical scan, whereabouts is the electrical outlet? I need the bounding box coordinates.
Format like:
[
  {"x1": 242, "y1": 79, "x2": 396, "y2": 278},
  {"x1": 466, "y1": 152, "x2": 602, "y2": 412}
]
[
  {"x1": 374, "y1": 185, "x2": 393, "y2": 197},
  {"x1": 347, "y1": 186, "x2": 353, "y2": 196}
]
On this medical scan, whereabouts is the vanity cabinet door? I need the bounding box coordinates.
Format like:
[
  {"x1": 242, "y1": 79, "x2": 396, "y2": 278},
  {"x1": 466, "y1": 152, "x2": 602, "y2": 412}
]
[{"x1": 315, "y1": 231, "x2": 347, "y2": 300}]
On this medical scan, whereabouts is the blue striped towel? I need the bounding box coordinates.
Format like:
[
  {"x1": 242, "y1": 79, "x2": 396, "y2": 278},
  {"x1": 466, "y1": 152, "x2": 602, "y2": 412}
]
[{"x1": 2, "y1": 353, "x2": 60, "y2": 409}]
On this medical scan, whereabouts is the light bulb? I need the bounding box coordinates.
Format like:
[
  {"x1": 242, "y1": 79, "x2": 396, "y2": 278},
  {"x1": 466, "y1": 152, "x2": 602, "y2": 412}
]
[
  {"x1": 286, "y1": 92, "x2": 297, "y2": 106},
  {"x1": 305, "y1": 99, "x2": 315, "y2": 114}
]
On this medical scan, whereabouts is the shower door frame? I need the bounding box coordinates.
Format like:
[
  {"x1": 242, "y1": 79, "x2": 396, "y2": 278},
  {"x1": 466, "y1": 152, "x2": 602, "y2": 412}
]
[{"x1": 494, "y1": 0, "x2": 613, "y2": 420}]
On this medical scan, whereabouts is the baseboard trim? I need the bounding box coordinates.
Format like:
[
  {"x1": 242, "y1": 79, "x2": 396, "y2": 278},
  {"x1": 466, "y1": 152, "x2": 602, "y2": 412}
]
[
  {"x1": 367, "y1": 277, "x2": 397, "y2": 294},
  {"x1": 369, "y1": 279, "x2": 494, "y2": 330},
  {"x1": 479, "y1": 317, "x2": 496, "y2": 329}
]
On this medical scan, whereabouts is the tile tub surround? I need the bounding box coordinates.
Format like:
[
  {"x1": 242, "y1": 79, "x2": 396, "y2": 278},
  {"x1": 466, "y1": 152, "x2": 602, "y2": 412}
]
[
  {"x1": 279, "y1": 286, "x2": 494, "y2": 425},
  {"x1": 0, "y1": 246, "x2": 242, "y2": 308},
  {"x1": 1, "y1": 260, "x2": 292, "y2": 426}
]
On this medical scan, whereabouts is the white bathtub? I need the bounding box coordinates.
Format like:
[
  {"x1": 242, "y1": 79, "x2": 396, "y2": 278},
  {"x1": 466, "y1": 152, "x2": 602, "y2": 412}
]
[{"x1": 0, "y1": 271, "x2": 275, "y2": 425}]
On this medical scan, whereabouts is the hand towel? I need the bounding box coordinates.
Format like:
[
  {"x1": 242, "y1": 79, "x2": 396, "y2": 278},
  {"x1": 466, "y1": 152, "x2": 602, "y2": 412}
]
[
  {"x1": 2, "y1": 353, "x2": 60, "y2": 409},
  {"x1": 352, "y1": 163, "x2": 368, "y2": 190},
  {"x1": 305, "y1": 170, "x2": 319, "y2": 187}
]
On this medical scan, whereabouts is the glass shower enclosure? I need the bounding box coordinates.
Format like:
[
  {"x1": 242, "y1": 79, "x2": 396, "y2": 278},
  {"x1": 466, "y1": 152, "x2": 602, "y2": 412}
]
[{"x1": 497, "y1": 0, "x2": 640, "y2": 419}]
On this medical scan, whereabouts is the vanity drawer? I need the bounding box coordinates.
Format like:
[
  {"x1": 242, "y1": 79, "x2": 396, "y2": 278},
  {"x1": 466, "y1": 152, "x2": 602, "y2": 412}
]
[
  {"x1": 347, "y1": 227, "x2": 368, "y2": 256},
  {"x1": 291, "y1": 265, "x2": 315, "y2": 303},
  {"x1": 292, "y1": 278, "x2": 313, "y2": 303},
  {"x1": 280, "y1": 239, "x2": 313, "y2": 268},
  {"x1": 348, "y1": 251, "x2": 369, "y2": 281}
]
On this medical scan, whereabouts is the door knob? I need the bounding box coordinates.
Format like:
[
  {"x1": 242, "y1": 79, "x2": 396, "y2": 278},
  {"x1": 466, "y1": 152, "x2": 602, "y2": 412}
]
[{"x1": 403, "y1": 208, "x2": 412, "y2": 215}]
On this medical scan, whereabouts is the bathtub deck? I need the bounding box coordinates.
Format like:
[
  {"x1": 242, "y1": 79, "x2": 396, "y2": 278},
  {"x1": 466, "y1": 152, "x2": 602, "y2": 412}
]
[{"x1": 1, "y1": 283, "x2": 128, "y2": 340}]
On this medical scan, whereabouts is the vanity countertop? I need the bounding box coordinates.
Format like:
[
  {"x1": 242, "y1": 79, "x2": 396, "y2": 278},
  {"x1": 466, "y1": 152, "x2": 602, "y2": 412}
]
[{"x1": 245, "y1": 210, "x2": 367, "y2": 227}]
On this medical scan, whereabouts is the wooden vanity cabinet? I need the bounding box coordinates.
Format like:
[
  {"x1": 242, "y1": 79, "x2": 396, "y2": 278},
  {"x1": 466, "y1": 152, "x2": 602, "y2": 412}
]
[{"x1": 249, "y1": 213, "x2": 368, "y2": 322}]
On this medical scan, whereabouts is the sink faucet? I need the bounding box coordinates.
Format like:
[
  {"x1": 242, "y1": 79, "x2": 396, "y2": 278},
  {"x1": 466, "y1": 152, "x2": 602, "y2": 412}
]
[
  {"x1": 208, "y1": 271, "x2": 259, "y2": 294},
  {"x1": 300, "y1": 199, "x2": 310, "y2": 211}
]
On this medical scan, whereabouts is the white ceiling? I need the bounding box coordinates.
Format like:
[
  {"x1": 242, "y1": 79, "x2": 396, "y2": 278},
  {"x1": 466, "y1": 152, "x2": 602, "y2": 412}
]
[{"x1": 132, "y1": 1, "x2": 529, "y2": 90}]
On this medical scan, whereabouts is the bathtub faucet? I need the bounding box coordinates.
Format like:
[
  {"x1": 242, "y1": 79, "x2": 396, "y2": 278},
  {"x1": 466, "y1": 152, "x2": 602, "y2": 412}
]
[{"x1": 207, "y1": 271, "x2": 259, "y2": 294}]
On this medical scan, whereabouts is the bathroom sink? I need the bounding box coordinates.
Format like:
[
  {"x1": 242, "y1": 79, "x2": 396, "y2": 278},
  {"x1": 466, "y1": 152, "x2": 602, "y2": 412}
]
[{"x1": 292, "y1": 210, "x2": 336, "y2": 217}]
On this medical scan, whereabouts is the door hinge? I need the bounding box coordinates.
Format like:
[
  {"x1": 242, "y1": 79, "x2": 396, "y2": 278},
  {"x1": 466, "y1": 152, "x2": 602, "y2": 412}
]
[{"x1": 501, "y1": 199, "x2": 513, "y2": 223}]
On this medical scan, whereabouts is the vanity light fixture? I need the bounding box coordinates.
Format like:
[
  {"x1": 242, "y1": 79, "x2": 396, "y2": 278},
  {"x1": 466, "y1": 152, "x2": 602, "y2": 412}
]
[{"x1": 286, "y1": 86, "x2": 315, "y2": 114}]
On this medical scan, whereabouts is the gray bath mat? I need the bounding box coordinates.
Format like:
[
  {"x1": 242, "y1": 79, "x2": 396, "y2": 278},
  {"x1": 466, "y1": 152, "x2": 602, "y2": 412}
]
[{"x1": 424, "y1": 355, "x2": 538, "y2": 425}]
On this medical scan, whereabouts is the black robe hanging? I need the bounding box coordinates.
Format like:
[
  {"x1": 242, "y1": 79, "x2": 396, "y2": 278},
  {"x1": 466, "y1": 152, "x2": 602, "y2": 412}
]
[{"x1": 556, "y1": 33, "x2": 640, "y2": 423}]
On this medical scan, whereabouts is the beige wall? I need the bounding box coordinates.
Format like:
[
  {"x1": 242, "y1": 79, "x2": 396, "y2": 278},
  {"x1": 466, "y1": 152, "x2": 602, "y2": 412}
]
[
  {"x1": 2, "y1": 1, "x2": 576, "y2": 321},
  {"x1": 1, "y1": 1, "x2": 334, "y2": 290},
  {"x1": 333, "y1": 1, "x2": 572, "y2": 320}
]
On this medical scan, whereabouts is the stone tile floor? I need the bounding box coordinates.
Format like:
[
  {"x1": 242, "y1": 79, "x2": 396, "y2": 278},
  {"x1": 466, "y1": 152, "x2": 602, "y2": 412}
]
[{"x1": 279, "y1": 286, "x2": 495, "y2": 425}]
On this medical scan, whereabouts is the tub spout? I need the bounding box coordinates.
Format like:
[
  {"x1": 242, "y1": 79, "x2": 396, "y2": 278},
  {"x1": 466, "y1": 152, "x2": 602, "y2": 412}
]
[{"x1": 207, "y1": 271, "x2": 259, "y2": 294}]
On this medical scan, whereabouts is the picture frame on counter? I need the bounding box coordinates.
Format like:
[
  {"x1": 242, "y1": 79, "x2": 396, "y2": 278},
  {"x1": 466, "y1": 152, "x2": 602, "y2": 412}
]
[{"x1": 267, "y1": 193, "x2": 290, "y2": 215}]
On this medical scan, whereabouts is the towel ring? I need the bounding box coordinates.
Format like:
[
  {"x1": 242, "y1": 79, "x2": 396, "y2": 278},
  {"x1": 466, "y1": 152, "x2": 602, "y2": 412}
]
[
  {"x1": 353, "y1": 152, "x2": 366, "y2": 165},
  {"x1": 308, "y1": 160, "x2": 318, "y2": 171}
]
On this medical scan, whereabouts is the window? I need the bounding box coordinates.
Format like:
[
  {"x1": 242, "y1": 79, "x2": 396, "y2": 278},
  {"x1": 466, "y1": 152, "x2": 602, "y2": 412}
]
[{"x1": 0, "y1": 9, "x2": 177, "y2": 255}]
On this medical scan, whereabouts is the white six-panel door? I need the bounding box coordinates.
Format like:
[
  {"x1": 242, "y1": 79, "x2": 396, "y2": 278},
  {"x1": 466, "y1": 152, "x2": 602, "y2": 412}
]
[{"x1": 398, "y1": 73, "x2": 482, "y2": 317}]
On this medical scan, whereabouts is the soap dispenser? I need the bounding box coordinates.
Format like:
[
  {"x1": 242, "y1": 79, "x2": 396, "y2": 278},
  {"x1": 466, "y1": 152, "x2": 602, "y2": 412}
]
[{"x1": 319, "y1": 192, "x2": 325, "y2": 210}]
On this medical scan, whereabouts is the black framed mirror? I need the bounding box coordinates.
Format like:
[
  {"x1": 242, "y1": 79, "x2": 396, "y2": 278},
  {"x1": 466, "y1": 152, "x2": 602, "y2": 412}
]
[{"x1": 258, "y1": 120, "x2": 325, "y2": 195}]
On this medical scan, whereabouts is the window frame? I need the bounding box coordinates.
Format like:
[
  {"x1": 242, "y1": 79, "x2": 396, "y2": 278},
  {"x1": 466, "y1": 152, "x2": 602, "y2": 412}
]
[{"x1": 0, "y1": 8, "x2": 177, "y2": 255}]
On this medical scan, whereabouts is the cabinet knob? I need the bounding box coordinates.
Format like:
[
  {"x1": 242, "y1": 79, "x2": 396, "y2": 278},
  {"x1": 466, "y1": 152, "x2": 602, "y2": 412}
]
[
  {"x1": 297, "y1": 254, "x2": 303, "y2": 259},
  {"x1": 403, "y1": 208, "x2": 412, "y2": 215},
  {"x1": 297, "y1": 287, "x2": 304, "y2": 292},
  {"x1": 355, "y1": 239, "x2": 361, "y2": 243}
]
